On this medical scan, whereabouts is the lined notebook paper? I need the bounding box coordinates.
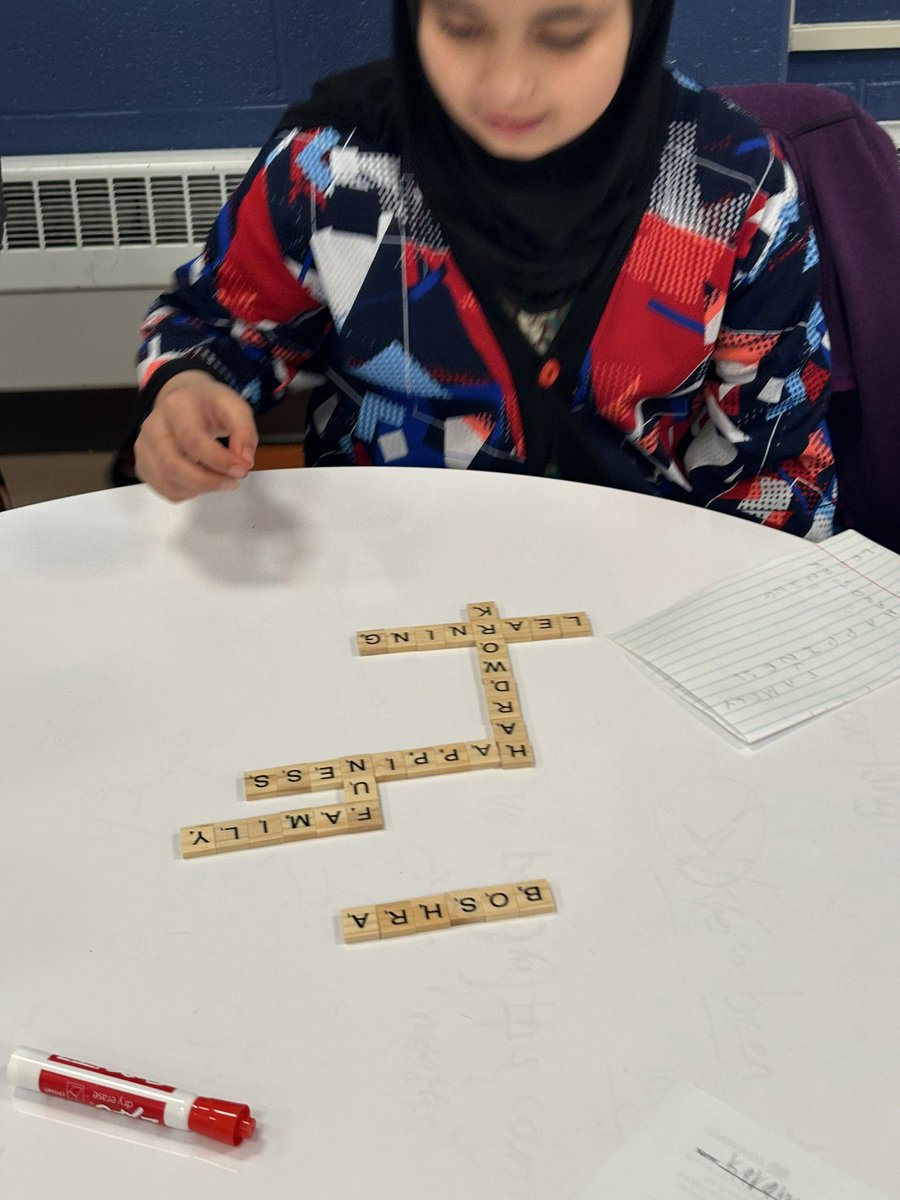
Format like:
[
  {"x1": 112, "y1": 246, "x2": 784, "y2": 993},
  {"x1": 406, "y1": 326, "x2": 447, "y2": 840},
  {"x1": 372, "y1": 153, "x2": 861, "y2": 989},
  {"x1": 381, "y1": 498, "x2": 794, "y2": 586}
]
[{"x1": 614, "y1": 530, "x2": 900, "y2": 743}]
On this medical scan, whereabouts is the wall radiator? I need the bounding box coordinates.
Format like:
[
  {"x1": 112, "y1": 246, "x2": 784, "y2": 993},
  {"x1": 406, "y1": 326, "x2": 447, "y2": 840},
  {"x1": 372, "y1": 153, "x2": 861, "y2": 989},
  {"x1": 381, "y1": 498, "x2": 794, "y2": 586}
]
[
  {"x1": 0, "y1": 149, "x2": 254, "y2": 391},
  {"x1": 2, "y1": 129, "x2": 900, "y2": 391}
]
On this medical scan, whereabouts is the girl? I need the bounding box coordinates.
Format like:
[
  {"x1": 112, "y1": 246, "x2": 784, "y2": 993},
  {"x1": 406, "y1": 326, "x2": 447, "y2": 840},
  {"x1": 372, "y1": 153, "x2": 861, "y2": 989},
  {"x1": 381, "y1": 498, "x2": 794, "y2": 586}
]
[{"x1": 135, "y1": 0, "x2": 836, "y2": 539}]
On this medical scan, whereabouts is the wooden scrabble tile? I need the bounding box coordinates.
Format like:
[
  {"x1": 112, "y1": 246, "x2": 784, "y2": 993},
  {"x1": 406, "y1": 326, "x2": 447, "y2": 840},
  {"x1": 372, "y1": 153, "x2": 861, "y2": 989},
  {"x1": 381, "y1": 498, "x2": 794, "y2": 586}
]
[
  {"x1": 514, "y1": 879, "x2": 556, "y2": 916},
  {"x1": 314, "y1": 805, "x2": 350, "y2": 837},
  {"x1": 485, "y1": 695, "x2": 522, "y2": 720},
  {"x1": 447, "y1": 889, "x2": 487, "y2": 924},
  {"x1": 411, "y1": 894, "x2": 453, "y2": 934},
  {"x1": 356, "y1": 629, "x2": 389, "y2": 655},
  {"x1": 307, "y1": 760, "x2": 343, "y2": 791},
  {"x1": 247, "y1": 814, "x2": 285, "y2": 848},
  {"x1": 466, "y1": 740, "x2": 502, "y2": 769},
  {"x1": 386, "y1": 627, "x2": 418, "y2": 653},
  {"x1": 481, "y1": 884, "x2": 520, "y2": 921},
  {"x1": 467, "y1": 602, "x2": 499, "y2": 621},
  {"x1": 482, "y1": 676, "x2": 519, "y2": 701},
  {"x1": 180, "y1": 825, "x2": 217, "y2": 859},
  {"x1": 376, "y1": 902, "x2": 418, "y2": 938},
  {"x1": 347, "y1": 798, "x2": 384, "y2": 833},
  {"x1": 343, "y1": 773, "x2": 379, "y2": 803},
  {"x1": 479, "y1": 655, "x2": 513, "y2": 679},
  {"x1": 491, "y1": 718, "x2": 529, "y2": 742},
  {"x1": 404, "y1": 747, "x2": 442, "y2": 778},
  {"x1": 213, "y1": 820, "x2": 251, "y2": 853},
  {"x1": 341, "y1": 907, "x2": 381, "y2": 943},
  {"x1": 500, "y1": 617, "x2": 533, "y2": 643},
  {"x1": 559, "y1": 612, "x2": 592, "y2": 637},
  {"x1": 443, "y1": 622, "x2": 475, "y2": 647},
  {"x1": 481, "y1": 678, "x2": 521, "y2": 714},
  {"x1": 498, "y1": 740, "x2": 535, "y2": 769},
  {"x1": 341, "y1": 755, "x2": 372, "y2": 777},
  {"x1": 435, "y1": 744, "x2": 470, "y2": 774},
  {"x1": 243, "y1": 770, "x2": 280, "y2": 801},
  {"x1": 472, "y1": 620, "x2": 502, "y2": 640},
  {"x1": 372, "y1": 752, "x2": 408, "y2": 782},
  {"x1": 528, "y1": 615, "x2": 562, "y2": 640},
  {"x1": 476, "y1": 636, "x2": 506, "y2": 658},
  {"x1": 414, "y1": 625, "x2": 447, "y2": 651},
  {"x1": 280, "y1": 807, "x2": 318, "y2": 841},
  {"x1": 277, "y1": 763, "x2": 312, "y2": 796}
]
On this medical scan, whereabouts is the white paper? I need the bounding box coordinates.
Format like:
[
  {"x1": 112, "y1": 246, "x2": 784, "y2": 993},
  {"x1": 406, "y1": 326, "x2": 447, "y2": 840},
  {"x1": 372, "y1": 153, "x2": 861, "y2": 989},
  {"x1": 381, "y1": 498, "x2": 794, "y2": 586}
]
[
  {"x1": 614, "y1": 531, "x2": 900, "y2": 742},
  {"x1": 573, "y1": 1082, "x2": 889, "y2": 1200}
]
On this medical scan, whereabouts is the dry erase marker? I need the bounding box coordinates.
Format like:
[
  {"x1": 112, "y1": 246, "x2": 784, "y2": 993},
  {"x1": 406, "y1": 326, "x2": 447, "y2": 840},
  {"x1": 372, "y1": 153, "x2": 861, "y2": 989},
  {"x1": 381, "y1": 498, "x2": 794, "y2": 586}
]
[{"x1": 6, "y1": 1047, "x2": 256, "y2": 1146}]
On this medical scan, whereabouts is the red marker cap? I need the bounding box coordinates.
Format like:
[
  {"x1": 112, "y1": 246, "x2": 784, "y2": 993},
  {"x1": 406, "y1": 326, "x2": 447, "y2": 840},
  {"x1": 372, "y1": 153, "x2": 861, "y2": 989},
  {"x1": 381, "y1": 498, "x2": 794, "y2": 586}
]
[{"x1": 188, "y1": 1096, "x2": 257, "y2": 1145}]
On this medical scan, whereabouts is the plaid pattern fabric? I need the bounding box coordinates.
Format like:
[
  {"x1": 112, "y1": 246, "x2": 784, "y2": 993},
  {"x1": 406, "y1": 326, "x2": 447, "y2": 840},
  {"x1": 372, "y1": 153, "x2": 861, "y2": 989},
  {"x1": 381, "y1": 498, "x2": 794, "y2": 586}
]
[{"x1": 139, "y1": 74, "x2": 836, "y2": 539}]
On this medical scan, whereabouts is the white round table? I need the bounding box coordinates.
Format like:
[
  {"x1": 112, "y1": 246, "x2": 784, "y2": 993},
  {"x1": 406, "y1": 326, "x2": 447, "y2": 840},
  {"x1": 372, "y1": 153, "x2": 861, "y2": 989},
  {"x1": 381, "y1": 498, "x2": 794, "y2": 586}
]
[{"x1": 1, "y1": 468, "x2": 897, "y2": 1198}]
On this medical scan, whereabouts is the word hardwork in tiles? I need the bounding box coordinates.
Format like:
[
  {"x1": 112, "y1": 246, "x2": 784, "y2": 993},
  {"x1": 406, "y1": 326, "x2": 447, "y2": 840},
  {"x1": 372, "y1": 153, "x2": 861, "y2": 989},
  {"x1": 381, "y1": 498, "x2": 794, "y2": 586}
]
[
  {"x1": 179, "y1": 603, "x2": 591, "y2": 859},
  {"x1": 341, "y1": 879, "x2": 557, "y2": 943}
]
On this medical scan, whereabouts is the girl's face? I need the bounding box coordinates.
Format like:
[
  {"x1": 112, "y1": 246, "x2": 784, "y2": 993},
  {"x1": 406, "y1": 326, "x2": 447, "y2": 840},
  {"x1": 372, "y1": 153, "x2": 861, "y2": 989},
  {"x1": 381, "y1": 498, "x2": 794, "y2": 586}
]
[{"x1": 417, "y1": 0, "x2": 634, "y2": 160}]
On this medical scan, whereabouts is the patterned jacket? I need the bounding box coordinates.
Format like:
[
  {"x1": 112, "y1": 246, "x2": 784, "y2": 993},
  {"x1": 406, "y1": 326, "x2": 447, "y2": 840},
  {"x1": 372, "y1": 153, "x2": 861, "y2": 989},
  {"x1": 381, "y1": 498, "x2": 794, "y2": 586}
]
[{"x1": 138, "y1": 73, "x2": 836, "y2": 539}]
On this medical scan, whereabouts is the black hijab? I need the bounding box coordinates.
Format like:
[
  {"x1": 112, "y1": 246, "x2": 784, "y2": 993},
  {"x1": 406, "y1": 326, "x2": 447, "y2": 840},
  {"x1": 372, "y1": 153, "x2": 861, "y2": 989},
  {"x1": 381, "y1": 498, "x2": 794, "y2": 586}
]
[{"x1": 278, "y1": 0, "x2": 676, "y2": 310}]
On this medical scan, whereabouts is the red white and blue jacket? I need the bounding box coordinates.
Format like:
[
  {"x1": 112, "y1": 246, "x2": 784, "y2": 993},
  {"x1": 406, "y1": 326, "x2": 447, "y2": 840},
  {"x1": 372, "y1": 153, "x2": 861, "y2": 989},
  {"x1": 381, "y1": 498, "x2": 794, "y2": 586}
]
[{"x1": 139, "y1": 73, "x2": 837, "y2": 539}]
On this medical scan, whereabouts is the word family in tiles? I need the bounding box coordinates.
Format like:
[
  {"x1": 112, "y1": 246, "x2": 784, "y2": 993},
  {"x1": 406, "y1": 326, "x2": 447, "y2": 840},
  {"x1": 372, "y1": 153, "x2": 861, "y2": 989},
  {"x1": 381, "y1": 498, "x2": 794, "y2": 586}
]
[{"x1": 179, "y1": 602, "x2": 591, "y2": 860}]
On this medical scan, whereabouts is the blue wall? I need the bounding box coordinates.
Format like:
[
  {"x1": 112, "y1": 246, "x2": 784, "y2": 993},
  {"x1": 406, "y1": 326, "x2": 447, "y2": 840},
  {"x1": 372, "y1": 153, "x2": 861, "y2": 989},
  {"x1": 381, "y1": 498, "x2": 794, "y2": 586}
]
[
  {"x1": 3, "y1": 0, "x2": 896, "y2": 156},
  {"x1": 788, "y1": 0, "x2": 900, "y2": 119}
]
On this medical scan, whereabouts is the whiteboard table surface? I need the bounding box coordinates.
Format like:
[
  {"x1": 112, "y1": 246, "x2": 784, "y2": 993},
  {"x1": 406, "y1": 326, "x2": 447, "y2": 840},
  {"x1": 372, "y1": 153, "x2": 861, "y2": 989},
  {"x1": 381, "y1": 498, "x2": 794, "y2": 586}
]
[{"x1": 1, "y1": 468, "x2": 898, "y2": 1199}]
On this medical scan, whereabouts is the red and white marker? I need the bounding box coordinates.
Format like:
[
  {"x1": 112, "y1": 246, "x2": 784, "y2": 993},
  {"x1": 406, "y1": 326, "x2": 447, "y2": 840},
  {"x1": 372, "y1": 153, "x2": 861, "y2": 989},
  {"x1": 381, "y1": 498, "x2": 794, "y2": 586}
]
[{"x1": 7, "y1": 1046, "x2": 256, "y2": 1146}]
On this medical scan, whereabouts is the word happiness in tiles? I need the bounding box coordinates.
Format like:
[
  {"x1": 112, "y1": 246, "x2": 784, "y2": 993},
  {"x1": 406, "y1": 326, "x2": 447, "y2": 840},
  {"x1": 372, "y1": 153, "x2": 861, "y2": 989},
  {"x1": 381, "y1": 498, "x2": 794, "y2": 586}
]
[
  {"x1": 178, "y1": 603, "x2": 592, "y2": 859},
  {"x1": 341, "y1": 879, "x2": 557, "y2": 943}
]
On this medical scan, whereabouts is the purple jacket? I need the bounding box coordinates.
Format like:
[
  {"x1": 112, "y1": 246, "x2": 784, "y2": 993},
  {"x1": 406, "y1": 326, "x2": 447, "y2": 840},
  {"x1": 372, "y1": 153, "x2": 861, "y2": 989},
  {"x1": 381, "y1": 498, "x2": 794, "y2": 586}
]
[{"x1": 717, "y1": 84, "x2": 900, "y2": 552}]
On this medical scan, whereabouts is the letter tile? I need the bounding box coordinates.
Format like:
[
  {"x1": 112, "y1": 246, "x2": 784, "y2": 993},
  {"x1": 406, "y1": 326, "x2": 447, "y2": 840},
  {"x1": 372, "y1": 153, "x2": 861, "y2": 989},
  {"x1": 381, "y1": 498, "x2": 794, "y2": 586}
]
[
  {"x1": 447, "y1": 889, "x2": 486, "y2": 924},
  {"x1": 341, "y1": 755, "x2": 372, "y2": 776},
  {"x1": 386, "y1": 628, "x2": 417, "y2": 653},
  {"x1": 243, "y1": 770, "x2": 280, "y2": 801},
  {"x1": 500, "y1": 618, "x2": 533, "y2": 643},
  {"x1": 248, "y1": 814, "x2": 284, "y2": 848},
  {"x1": 499, "y1": 741, "x2": 535, "y2": 769},
  {"x1": 435, "y1": 744, "x2": 471, "y2": 774},
  {"x1": 343, "y1": 773, "x2": 379, "y2": 802},
  {"x1": 467, "y1": 602, "x2": 499, "y2": 621},
  {"x1": 341, "y1": 908, "x2": 381, "y2": 943},
  {"x1": 481, "y1": 885, "x2": 519, "y2": 921},
  {"x1": 443, "y1": 622, "x2": 475, "y2": 647},
  {"x1": 559, "y1": 612, "x2": 592, "y2": 637},
  {"x1": 491, "y1": 718, "x2": 529, "y2": 742},
  {"x1": 180, "y1": 825, "x2": 217, "y2": 859},
  {"x1": 347, "y1": 798, "x2": 385, "y2": 832},
  {"x1": 376, "y1": 902, "x2": 418, "y2": 938},
  {"x1": 314, "y1": 805, "x2": 350, "y2": 837},
  {"x1": 412, "y1": 894, "x2": 453, "y2": 933},
  {"x1": 414, "y1": 625, "x2": 447, "y2": 651},
  {"x1": 356, "y1": 630, "x2": 389, "y2": 655},
  {"x1": 213, "y1": 820, "x2": 251, "y2": 854},
  {"x1": 466, "y1": 740, "x2": 501, "y2": 769},
  {"x1": 281, "y1": 807, "x2": 318, "y2": 841},
  {"x1": 372, "y1": 752, "x2": 408, "y2": 782},
  {"x1": 528, "y1": 615, "x2": 562, "y2": 640},
  {"x1": 277, "y1": 763, "x2": 312, "y2": 796},
  {"x1": 514, "y1": 880, "x2": 556, "y2": 916},
  {"x1": 307, "y1": 760, "x2": 343, "y2": 791},
  {"x1": 404, "y1": 747, "x2": 442, "y2": 778}
]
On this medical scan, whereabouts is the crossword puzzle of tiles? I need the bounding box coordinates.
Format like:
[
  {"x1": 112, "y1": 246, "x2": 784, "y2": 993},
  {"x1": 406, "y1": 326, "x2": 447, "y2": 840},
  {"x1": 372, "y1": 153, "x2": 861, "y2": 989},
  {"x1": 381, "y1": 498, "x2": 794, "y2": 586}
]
[{"x1": 178, "y1": 602, "x2": 591, "y2": 859}]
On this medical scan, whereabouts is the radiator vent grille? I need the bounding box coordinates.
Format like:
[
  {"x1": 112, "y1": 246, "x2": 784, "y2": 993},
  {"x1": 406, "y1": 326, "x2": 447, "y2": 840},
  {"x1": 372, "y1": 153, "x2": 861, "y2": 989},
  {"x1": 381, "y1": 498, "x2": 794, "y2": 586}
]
[{"x1": 1, "y1": 162, "x2": 249, "y2": 253}]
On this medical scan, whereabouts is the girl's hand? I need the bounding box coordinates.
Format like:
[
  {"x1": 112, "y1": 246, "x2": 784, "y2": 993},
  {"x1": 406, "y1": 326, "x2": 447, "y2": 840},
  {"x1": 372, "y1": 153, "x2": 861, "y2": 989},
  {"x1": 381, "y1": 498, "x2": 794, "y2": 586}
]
[{"x1": 135, "y1": 371, "x2": 259, "y2": 501}]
